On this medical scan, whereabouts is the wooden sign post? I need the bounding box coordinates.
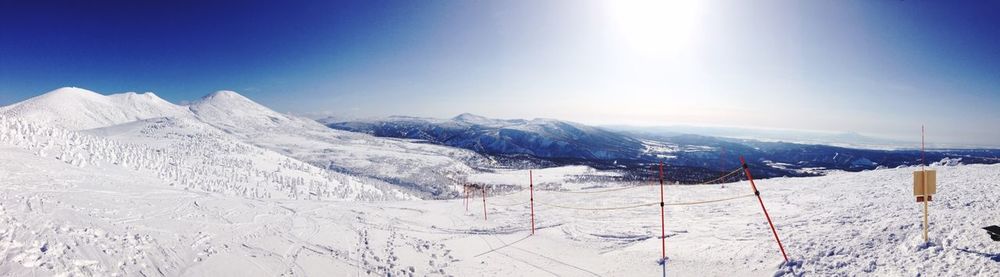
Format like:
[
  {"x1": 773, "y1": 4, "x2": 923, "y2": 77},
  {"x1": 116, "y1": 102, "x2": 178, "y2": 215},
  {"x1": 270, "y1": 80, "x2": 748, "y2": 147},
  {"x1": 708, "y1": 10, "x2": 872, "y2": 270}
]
[
  {"x1": 913, "y1": 125, "x2": 937, "y2": 242},
  {"x1": 913, "y1": 169, "x2": 936, "y2": 242}
]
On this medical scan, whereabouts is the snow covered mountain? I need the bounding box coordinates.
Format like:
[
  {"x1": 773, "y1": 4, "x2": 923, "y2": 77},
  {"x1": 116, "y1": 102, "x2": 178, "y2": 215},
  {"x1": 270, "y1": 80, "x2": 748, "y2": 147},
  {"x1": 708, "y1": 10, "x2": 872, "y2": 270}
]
[
  {"x1": 0, "y1": 87, "x2": 190, "y2": 130},
  {"x1": 188, "y1": 90, "x2": 312, "y2": 131},
  {"x1": 326, "y1": 114, "x2": 1000, "y2": 182},
  {"x1": 324, "y1": 113, "x2": 646, "y2": 162},
  {"x1": 1, "y1": 87, "x2": 494, "y2": 198},
  {"x1": 0, "y1": 107, "x2": 407, "y2": 201},
  {"x1": 184, "y1": 91, "x2": 492, "y2": 198}
]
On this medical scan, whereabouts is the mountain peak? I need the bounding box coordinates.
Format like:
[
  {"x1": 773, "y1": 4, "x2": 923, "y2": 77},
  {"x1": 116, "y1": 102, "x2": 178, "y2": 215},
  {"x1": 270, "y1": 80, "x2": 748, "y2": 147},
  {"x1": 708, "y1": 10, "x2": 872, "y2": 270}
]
[
  {"x1": 452, "y1": 113, "x2": 488, "y2": 121},
  {"x1": 202, "y1": 90, "x2": 248, "y2": 100},
  {"x1": 2, "y1": 87, "x2": 189, "y2": 130},
  {"x1": 192, "y1": 90, "x2": 266, "y2": 111},
  {"x1": 189, "y1": 90, "x2": 305, "y2": 129},
  {"x1": 39, "y1": 87, "x2": 102, "y2": 98},
  {"x1": 451, "y1": 113, "x2": 519, "y2": 126}
]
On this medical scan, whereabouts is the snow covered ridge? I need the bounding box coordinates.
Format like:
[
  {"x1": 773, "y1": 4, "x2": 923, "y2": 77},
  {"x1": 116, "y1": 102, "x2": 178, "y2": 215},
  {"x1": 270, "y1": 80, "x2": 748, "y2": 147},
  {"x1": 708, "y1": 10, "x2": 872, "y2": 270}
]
[
  {"x1": 1, "y1": 87, "x2": 493, "y2": 198},
  {"x1": 0, "y1": 115, "x2": 409, "y2": 201},
  {"x1": 183, "y1": 89, "x2": 493, "y2": 198},
  {"x1": 0, "y1": 87, "x2": 190, "y2": 131}
]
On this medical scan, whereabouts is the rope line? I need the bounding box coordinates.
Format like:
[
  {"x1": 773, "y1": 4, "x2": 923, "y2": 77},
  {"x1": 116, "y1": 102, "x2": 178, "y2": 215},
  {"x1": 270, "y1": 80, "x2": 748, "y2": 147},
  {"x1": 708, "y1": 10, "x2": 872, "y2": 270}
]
[
  {"x1": 535, "y1": 201, "x2": 658, "y2": 211},
  {"x1": 536, "y1": 167, "x2": 744, "y2": 195},
  {"x1": 695, "y1": 168, "x2": 745, "y2": 185},
  {"x1": 538, "y1": 184, "x2": 650, "y2": 194},
  {"x1": 664, "y1": 194, "x2": 754, "y2": 206},
  {"x1": 490, "y1": 200, "x2": 530, "y2": 207},
  {"x1": 531, "y1": 193, "x2": 755, "y2": 211},
  {"x1": 470, "y1": 168, "x2": 750, "y2": 211}
]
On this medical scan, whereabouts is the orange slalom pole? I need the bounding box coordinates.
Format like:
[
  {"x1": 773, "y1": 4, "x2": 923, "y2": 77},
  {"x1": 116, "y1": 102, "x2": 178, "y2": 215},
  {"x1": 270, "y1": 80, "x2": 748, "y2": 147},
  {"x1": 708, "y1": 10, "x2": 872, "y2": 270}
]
[
  {"x1": 740, "y1": 156, "x2": 789, "y2": 262},
  {"x1": 530, "y1": 170, "x2": 535, "y2": 235},
  {"x1": 658, "y1": 161, "x2": 666, "y2": 262}
]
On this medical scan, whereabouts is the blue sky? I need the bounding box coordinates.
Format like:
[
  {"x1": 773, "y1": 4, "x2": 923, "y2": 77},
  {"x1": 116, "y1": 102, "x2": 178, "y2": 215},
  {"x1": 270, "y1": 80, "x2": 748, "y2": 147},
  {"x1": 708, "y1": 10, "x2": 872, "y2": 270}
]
[{"x1": 1, "y1": 1, "x2": 998, "y2": 146}]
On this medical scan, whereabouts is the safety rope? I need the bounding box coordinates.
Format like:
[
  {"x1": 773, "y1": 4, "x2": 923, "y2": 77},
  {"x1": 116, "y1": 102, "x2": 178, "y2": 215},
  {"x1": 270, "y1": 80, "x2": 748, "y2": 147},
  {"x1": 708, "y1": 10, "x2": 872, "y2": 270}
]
[
  {"x1": 490, "y1": 200, "x2": 530, "y2": 207},
  {"x1": 664, "y1": 194, "x2": 754, "y2": 206},
  {"x1": 471, "y1": 167, "x2": 750, "y2": 211},
  {"x1": 535, "y1": 201, "x2": 658, "y2": 211},
  {"x1": 531, "y1": 193, "x2": 755, "y2": 211},
  {"x1": 538, "y1": 183, "x2": 650, "y2": 194},
  {"x1": 536, "y1": 167, "x2": 744, "y2": 195},
  {"x1": 692, "y1": 168, "x2": 745, "y2": 185}
]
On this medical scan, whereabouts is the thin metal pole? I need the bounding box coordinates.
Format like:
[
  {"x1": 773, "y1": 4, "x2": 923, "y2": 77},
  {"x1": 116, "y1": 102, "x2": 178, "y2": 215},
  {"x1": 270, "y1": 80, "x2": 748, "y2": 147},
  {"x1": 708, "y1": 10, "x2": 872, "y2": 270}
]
[
  {"x1": 658, "y1": 161, "x2": 666, "y2": 262},
  {"x1": 530, "y1": 170, "x2": 535, "y2": 235},
  {"x1": 482, "y1": 185, "x2": 487, "y2": 221}
]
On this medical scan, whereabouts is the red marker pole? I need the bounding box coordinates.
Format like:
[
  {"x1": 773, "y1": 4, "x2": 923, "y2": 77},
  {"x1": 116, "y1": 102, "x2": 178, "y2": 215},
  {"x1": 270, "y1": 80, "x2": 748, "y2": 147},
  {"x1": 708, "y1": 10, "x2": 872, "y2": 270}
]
[
  {"x1": 482, "y1": 185, "x2": 488, "y2": 221},
  {"x1": 658, "y1": 161, "x2": 666, "y2": 262},
  {"x1": 740, "y1": 156, "x2": 789, "y2": 262},
  {"x1": 464, "y1": 184, "x2": 469, "y2": 212},
  {"x1": 530, "y1": 170, "x2": 536, "y2": 235}
]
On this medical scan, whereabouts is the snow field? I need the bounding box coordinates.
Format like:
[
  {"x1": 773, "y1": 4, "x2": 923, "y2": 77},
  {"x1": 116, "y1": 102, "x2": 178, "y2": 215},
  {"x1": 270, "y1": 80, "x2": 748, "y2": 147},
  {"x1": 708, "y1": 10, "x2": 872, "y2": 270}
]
[
  {"x1": 2, "y1": 134, "x2": 999, "y2": 276},
  {"x1": 0, "y1": 115, "x2": 404, "y2": 201}
]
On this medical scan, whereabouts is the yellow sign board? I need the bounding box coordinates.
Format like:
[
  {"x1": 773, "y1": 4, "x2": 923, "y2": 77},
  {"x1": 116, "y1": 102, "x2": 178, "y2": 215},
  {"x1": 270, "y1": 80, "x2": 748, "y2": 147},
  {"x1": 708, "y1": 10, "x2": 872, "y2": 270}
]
[{"x1": 913, "y1": 169, "x2": 937, "y2": 196}]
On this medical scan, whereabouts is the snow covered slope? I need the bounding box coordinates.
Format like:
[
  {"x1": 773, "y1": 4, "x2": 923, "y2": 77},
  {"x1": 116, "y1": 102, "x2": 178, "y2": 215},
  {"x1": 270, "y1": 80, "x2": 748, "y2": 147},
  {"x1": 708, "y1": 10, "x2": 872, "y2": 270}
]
[
  {"x1": 189, "y1": 91, "x2": 494, "y2": 198},
  {"x1": 86, "y1": 116, "x2": 412, "y2": 201},
  {"x1": 1, "y1": 127, "x2": 997, "y2": 276},
  {"x1": 188, "y1": 90, "x2": 309, "y2": 131},
  {"x1": 2, "y1": 88, "x2": 496, "y2": 198},
  {"x1": 0, "y1": 87, "x2": 190, "y2": 130},
  {"x1": 0, "y1": 115, "x2": 406, "y2": 201}
]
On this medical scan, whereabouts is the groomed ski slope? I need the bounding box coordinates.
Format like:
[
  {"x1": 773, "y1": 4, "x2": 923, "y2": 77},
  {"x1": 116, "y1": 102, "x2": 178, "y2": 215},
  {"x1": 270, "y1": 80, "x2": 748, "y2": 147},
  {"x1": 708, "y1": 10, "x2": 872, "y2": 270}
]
[{"x1": 1, "y1": 137, "x2": 998, "y2": 276}]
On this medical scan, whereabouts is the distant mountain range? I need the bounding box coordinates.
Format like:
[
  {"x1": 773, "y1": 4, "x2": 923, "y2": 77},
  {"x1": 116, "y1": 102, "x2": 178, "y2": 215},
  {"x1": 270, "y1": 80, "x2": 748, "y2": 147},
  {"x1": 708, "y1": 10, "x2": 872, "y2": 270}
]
[
  {"x1": 323, "y1": 114, "x2": 1000, "y2": 182},
  {"x1": 325, "y1": 113, "x2": 645, "y2": 162},
  {"x1": 6, "y1": 88, "x2": 997, "y2": 190},
  {"x1": 604, "y1": 124, "x2": 916, "y2": 150}
]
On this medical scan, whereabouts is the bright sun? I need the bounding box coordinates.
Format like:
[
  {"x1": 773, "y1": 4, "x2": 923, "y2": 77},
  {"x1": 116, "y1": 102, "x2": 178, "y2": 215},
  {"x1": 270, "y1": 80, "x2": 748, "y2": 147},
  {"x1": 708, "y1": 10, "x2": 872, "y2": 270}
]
[{"x1": 602, "y1": 0, "x2": 705, "y2": 59}]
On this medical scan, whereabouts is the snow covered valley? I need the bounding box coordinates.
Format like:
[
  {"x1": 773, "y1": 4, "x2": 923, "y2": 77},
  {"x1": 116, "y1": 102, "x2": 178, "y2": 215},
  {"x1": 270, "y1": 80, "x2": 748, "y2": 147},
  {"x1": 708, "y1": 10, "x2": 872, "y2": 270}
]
[{"x1": 1, "y1": 88, "x2": 998, "y2": 276}]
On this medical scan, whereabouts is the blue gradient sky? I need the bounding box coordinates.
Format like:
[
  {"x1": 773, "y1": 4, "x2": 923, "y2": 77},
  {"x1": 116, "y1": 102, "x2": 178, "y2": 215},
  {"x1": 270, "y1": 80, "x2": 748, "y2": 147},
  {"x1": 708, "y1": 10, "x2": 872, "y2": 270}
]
[{"x1": 1, "y1": 1, "x2": 998, "y2": 146}]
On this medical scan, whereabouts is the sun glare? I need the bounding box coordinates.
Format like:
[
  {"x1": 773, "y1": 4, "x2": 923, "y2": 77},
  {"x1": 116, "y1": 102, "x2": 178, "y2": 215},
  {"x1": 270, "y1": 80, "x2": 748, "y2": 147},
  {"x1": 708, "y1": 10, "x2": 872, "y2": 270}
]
[{"x1": 603, "y1": 0, "x2": 705, "y2": 59}]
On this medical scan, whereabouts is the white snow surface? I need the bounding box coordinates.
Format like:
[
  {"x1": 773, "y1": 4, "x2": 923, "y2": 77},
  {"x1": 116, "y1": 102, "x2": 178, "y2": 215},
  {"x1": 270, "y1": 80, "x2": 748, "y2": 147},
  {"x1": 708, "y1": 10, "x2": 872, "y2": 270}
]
[{"x1": 2, "y1": 117, "x2": 998, "y2": 275}]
